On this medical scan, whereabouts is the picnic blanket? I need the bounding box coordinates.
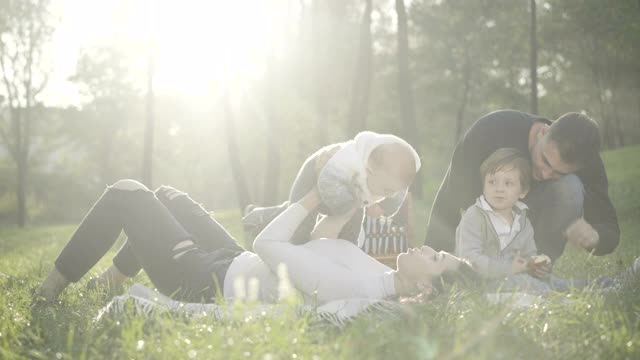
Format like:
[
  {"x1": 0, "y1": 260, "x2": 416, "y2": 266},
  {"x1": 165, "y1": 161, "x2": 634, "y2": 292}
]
[
  {"x1": 97, "y1": 283, "x2": 402, "y2": 328},
  {"x1": 96, "y1": 284, "x2": 553, "y2": 328}
]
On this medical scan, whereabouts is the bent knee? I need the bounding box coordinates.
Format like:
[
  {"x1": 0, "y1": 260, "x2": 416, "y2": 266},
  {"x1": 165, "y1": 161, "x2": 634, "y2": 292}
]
[
  {"x1": 111, "y1": 179, "x2": 149, "y2": 192},
  {"x1": 154, "y1": 185, "x2": 186, "y2": 201},
  {"x1": 549, "y1": 174, "x2": 584, "y2": 207}
]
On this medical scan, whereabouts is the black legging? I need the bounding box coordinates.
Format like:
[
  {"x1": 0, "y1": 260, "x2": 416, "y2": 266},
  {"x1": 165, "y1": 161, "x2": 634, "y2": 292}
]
[{"x1": 54, "y1": 182, "x2": 243, "y2": 302}]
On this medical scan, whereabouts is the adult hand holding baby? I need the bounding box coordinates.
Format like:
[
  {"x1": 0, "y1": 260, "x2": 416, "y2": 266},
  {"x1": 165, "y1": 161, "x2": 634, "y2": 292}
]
[{"x1": 299, "y1": 187, "x2": 322, "y2": 211}]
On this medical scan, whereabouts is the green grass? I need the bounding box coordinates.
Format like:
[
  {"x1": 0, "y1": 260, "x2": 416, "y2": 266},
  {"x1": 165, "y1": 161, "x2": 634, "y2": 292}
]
[{"x1": 1, "y1": 146, "x2": 640, "y2": 359}]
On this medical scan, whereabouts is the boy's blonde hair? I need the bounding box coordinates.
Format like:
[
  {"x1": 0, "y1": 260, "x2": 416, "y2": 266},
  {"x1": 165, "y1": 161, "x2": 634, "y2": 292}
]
[{"x1": 480, "y1": 148, "x2": 532, "y2": 191}]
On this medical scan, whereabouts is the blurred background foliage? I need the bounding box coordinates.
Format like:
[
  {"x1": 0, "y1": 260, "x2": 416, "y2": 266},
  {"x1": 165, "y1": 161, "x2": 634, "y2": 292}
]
[{"x1": 0, "y1": 0, "x2": 638, "y2": 226}]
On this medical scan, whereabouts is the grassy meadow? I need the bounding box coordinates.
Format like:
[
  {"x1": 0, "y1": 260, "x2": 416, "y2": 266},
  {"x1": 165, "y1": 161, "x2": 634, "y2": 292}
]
[{"x1": 1, "y1": 146, "x2": 639, "y2": 359}]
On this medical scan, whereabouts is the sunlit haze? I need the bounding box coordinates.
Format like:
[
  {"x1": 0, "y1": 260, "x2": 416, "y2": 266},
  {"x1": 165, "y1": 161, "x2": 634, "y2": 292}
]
[{"x1": 44, "y1": 0, "x2": 293, "y2": 107}]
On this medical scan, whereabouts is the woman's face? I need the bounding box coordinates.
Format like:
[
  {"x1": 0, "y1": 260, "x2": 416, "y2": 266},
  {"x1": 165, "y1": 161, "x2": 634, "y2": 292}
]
[{"x1": 396, "y1": 246, "x2": 462, "y2": 282}]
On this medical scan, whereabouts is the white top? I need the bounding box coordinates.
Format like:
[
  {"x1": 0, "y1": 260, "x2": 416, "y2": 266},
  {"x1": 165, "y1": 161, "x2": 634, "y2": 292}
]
[
  {"x1": 224, "y1": 203, "x2": 396, "y2": 304},
  {"x1": 478, "y1": 195, "x2": 528, "y2": 250}
]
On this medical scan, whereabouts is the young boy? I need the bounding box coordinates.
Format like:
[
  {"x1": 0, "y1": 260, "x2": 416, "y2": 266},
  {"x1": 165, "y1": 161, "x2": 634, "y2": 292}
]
[
  {"x1": 455, "y1": 148, "x2": 639, "y2": 293},
  {"x1": 244, "y1": 131, "x2": 421, "y2": 247},
  {"x1": 455, "y1": 148, "x2": 541, "y2": 280}
]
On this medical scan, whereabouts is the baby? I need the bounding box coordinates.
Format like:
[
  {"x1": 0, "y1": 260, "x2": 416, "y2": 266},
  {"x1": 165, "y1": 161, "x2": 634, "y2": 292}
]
[{"x1": 244, "y1": 131, "x2": 421, "y2": 247}]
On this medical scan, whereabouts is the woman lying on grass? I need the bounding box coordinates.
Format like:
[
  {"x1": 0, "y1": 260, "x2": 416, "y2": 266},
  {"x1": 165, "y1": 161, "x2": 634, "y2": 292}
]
[{"x1": 36, "y1": 179, "x2": 474, "y2": 306}]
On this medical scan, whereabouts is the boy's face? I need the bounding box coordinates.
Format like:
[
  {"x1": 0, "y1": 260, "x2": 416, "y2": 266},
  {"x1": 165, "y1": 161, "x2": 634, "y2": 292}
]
[{"x1": 483, "y1": 167, "x2": 528, "y2": 212}]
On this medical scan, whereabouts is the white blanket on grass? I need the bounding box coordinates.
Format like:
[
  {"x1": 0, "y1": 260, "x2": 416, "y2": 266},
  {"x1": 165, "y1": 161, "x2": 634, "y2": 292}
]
[
  {"x1": 97, "y1": 283, "x2": 401, "y2": 328},
  {"x1": 96, "y1": 284, "x2": 547, "y2": 328}
]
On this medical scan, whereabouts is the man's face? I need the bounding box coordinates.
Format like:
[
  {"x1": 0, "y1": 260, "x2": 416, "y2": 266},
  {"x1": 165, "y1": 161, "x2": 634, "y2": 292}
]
[{"x1": 531, "y1": 136, "x2": 579, "y2": 181}]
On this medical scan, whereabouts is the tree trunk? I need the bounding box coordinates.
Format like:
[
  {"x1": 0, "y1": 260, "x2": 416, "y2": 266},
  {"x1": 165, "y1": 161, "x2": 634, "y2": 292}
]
[
  {"x1": 588, "y1": 38, "x2": 614, "y2": 149},
  {"x1": 593, "y1": 70, "x2": 612, "y2": 149},
  {"x1": 348, "y1": 0, "x2": 373, "y2": 137},
  {"x1": 606, "y1": 49, "x2": 625, "y2": 148},
  {"x1": 142, "y1": 52, "x2": 155, "y2": 188},
  {"x1": 263, "y1": 50, "x2": 281, "y2": 205},
  {"x1": 0, "y1": 0, "x2": 52, "y2": 227},
  {"x1": 529, "y1": 0, "x2": 538, "y2": 115},
  {"x1": 222, "y1": 93, "x2": 252, "y2": 212},
  {"x1": 611, "y1": 99, "x2": 624, "y2": 148},
  {"x1": 455, "y1": 42, "x2": 471, "y2": 142},
  {"x1": 312, "y1": 0, "x2": 329, "y2": 147},
  {"x1": 14, "y1": 108, "x2": 26, "y2": 227},
  {"x1": 395, "y1": 0, "x2": 423, "y2": 198},
  {"x1": 637, "y1": 73, "x2": 640, "y2": 133},
  {"x1": 16, "y1": 150, "x2": 27, "y2": 227}
]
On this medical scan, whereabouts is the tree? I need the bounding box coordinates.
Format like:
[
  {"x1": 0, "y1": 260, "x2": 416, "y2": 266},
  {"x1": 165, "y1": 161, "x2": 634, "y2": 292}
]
[
  {"x1": 0, "y1": 0, "x2": 54, "y2": 227},
  {"x1": 547, "y1": 0, "x2": 638, "y2": 149},
  {"x1": 262, "y1": 45, "x2": 281, "y2": 205},
  {"x1": 142, "y1": 50, "x2": 155, "y2": 187},
  {"x1": 529, "y1": 0, "x2": 538, "y2": 114},
  {"x1": 395, "y1": 0, "x2": 422, "y2": 198},
  {"x1": 222, "y1": 91, "x2": 251, "y2": 212},
  {"x1": 311, "y1": 0, "x2": 331, "y2": 146},
  {"x1": 69, "y1": 45, "x2": 141, "y2": 185},
  {"x1": 348, "y1": 0, "x2": 373, "y2": 136},
  {"x1": 410, "y1": 0, "x2": 488, "y2": 143}
]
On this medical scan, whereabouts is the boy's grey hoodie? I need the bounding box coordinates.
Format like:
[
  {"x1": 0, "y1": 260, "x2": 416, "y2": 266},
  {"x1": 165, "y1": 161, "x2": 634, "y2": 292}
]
[{"x1": 455, "y1": 197, "x2": 537, "y2": 278}]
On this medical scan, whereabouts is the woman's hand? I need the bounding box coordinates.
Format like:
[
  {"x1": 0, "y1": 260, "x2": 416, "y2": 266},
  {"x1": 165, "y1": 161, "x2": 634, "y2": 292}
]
[
  {"x1": 314, "y1": 144, "x2": 341, "y2": 174},
  {"x1": 299, "y1": 187, "x2": 321, "y2": 211}
]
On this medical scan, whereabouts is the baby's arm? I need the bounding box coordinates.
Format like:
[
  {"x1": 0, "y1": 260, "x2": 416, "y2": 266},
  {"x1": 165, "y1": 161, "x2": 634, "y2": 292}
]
[{"x1": 455, "y1": 208, "x2": 513, "y2": 278}]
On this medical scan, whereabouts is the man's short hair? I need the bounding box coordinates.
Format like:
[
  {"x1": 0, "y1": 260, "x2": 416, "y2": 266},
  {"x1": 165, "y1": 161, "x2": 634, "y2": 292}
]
[
  {"x1": 547, "y1": 112, "x2": 601, "y2": 167},
  {"x1": 480, "y1": 148, "x2": 532, "y2": 192}
]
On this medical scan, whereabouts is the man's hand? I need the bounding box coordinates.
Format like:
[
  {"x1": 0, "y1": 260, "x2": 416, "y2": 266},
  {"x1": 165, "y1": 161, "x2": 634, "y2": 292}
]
[{"x1": 564, "y1": 218, "x2": 599, "y2": 251}]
